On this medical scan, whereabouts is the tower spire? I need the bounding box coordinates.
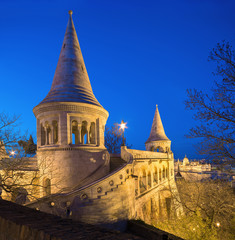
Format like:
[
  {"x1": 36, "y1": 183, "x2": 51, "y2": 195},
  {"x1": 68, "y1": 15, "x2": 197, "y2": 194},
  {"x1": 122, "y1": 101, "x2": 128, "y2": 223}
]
[
  {"x1": 40, "y1": 11, "x2": 102, "y2": 107},
  {"x1": 146, "y1": 105, "x2": 169, "y2": 143}
]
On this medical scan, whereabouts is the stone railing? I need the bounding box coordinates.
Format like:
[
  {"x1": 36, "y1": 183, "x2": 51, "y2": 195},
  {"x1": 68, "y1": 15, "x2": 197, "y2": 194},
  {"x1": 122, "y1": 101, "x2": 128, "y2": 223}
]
[
  {"x1": 26, "y1": 158, "x2": 133, "y2": 212},
  {"x1": 121, "y1": 146, "x2": 171, "y2": 160}
]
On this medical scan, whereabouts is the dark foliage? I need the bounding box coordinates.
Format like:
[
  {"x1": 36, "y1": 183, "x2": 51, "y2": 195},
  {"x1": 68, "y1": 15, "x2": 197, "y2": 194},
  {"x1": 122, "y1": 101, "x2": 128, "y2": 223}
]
[{"x1": 18, "y1": 135, "x2": 37, "y2": 155}]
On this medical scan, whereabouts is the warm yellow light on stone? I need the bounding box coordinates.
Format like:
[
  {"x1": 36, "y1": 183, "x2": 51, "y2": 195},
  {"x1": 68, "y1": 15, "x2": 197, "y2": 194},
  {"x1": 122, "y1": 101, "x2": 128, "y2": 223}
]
[{"x1": 216, "y1": 222, "x2": 220, "y2": 227}]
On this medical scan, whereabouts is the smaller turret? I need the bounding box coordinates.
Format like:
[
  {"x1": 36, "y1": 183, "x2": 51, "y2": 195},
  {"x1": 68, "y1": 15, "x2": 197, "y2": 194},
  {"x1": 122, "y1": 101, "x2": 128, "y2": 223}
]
[{"x1": 145, "y1": 105, "x2": 171, "y2": 152}]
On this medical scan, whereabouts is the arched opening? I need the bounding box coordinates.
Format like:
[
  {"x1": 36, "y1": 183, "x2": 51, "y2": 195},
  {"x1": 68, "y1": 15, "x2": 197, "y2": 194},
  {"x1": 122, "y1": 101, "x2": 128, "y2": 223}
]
[
  {"x1": 41, "y1": 124, "x2": 46, "y2": 145},
  {"x1": 32, "y1": 177, "x2": 40, "y2": 198},
  {"x1": 135, "y1": 177, "x2": 138, "y2": 196},
  {"x1": 45, "y1": 122, "x2": 51, "y2": 145},
  {"x1": 163, "y1": 166, "x2": 166, "y2": 179},
  {"x1": 52, "y1": 120, "x2": 58, "y2": 144},
  {"x1": 90, "y1": 122, "x2": 96, "y2": 144},
  {"x1": 140, "y1": 170, "x2": 147, "y2": 193},
  {"x1": 153, "y1": 167, "x2": 158, "y2": 185},
  {"x1": 147, "y1": 171, "x2": 151, "y2": 189},
  {"x1": 166, "y1": 167, "x2": 168, "y2": 178},
  {"x1": 72, "y1": 120, "x2": 79, "y2": 144},
  {"x1": 156, "y1": 146, "x2": 164, "y2": 152},
  {"x1": 151, "y1": 146, "x2": 155, "y2": 152},
  {"x1": 43, "y1": 178, "x2": 51, "y2": 196},
  {"x1": 81, "y1": 121, "x2": 88, "y2": 144},
  {"x1": 159, "y1": 168, "x2": 162, "y2": 182}
]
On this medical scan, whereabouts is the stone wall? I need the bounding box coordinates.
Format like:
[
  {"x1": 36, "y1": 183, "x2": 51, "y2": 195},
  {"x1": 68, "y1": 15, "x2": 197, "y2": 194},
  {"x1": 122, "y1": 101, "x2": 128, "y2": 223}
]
[
  {"x1": 0, "y1": 199, "x2": 144, "y2": 240},
  {"x1": 26, "y1": 147, "x2": 182, "y2": 230}
]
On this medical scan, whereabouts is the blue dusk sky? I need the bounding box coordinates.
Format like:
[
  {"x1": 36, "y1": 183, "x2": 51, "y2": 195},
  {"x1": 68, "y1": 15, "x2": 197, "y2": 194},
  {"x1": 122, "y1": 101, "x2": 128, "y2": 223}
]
[{"x1": 1, "y1": 0, "x2": 235, "y2": 159}]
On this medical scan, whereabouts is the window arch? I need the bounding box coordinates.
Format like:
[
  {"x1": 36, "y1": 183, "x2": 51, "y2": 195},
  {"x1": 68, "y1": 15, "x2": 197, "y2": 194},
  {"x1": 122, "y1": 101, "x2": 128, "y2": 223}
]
[
  {"x1": 81, "y1": 121, "x2": 88, "y2": 144},
  {"x1": 41, "y1": 124, "x2": 46, "y2": 145},
  {"x1": 163, "y1": 166, "x2": 166, "y2": 179},
  {"x1": 45, "y1": 121, "x2": 51, "y2": 145},
  {"x1": 32, "y1": 177, "x2": 40, "y2": 197},
  {"x1": 159, "y1": 168, "x2": 162, "y2": 182},
  {"x1": 90, "y1": 122, "x2": 96, "y2": 144},
  {"x1": 52, "y1": 120, "x2": 58, "y2": 144},
  {"x1": 139, "y1": 170, "x2": 147, "y2": 193},
  {"x1": 72, "y1": 120, "x2": 79, "y2": 144},
  {"x1": 43, "y1": 178, "x2": 51, "y2": 196},
  {"x1": 147, "y1": 171, "x2": 151, "y2": 189},
  {"x1": 153, "y1": 167, "x2": 158, "y2": 185}
]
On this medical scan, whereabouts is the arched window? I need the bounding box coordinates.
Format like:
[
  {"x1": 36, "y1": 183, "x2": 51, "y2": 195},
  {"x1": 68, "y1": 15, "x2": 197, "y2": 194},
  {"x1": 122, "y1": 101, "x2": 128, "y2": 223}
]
[
  {"x1": 139, "y1": 170, "x2": 147, "y2": 193},
  {"x1": 159, "y1": 168, "x2": 162, "y2": 182},
  {"x1": 41, "y1": 124, "x2": 46, "y2": 145},
  {"x1": 32, "y1": 177, "x2": 40, "y2": 198},
  {"x1": 156, "y1": 146, "x2": 164, "y2": 152},
  {"x1": 163, "y1": 166, "x2": 166, "y2": 179},
  {"x1": 43, "y1": 178, "x2": 51, "y2": 196},
  {"x1": 147, "y1": 171, "x2": 151, "y2": 189},
  {"x1": 135, "y1": 177, "x2": 138, "y2": 196},
  {"x1": 81, "y1": 121, "x2": 88, "y2": 144},
  {"x1": 45, "y1": 122, "x2": 51, "y2": 145},
  {"x1": 153, "y1": 167, "x2": 158, "y2": 185},
  {"x1": 90, "y1": 122, "x2": 96, "y2": 144},
  {"x1": 52, "y1": 120, "x2": 58, "y2": 144},
  {"x1": 72, "y1": 120, "x2": 79, "y2": 144}
]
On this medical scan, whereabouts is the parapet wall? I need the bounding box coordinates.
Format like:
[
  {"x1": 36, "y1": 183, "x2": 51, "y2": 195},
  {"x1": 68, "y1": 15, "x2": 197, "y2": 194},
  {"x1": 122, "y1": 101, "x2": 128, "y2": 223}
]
[{"x1": 0, "y1": 199, "x2": 144, "y2": 240}]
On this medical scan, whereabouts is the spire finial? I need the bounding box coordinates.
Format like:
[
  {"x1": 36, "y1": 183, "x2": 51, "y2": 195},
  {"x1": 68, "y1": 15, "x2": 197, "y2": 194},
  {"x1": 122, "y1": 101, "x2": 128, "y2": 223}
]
[
  {"x1": 68, "y1": 10, "x2": 73, "y2": 15},
  {"x1": 156, "y1": 104, "x2": 158, "y2": 108}
]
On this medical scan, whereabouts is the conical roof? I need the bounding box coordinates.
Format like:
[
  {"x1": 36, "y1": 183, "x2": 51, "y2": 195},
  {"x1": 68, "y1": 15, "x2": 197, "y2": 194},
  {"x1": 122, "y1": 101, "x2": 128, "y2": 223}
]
[
  {"x1": 40, "y1": 11, "x2": 102, "y2": 107},
  {"x1": 146, "y1": 105, "x2": 170, "y2": 143}
]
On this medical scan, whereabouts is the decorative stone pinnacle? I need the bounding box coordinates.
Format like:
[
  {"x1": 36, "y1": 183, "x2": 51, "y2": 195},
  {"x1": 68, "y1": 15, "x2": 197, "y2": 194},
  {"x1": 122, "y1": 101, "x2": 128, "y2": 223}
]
[
  {"x1": 156, "y1": 104, "x2": 158, "y2": 108},
  {"x1": 68, "y1": 10, "x2": 73, "y2": 15}
]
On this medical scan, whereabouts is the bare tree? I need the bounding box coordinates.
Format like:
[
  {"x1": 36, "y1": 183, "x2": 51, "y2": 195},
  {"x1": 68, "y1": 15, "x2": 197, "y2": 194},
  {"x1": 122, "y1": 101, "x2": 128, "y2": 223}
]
[
  {"x1": 0, "y1": 113, "x2": 57, "y2": 204},
  {"x1": 185, "y1": 41, "x2": 235, "y2": 163},
  {"x1": 105, "y1": 125, "x2": 132, "y2": 154}
]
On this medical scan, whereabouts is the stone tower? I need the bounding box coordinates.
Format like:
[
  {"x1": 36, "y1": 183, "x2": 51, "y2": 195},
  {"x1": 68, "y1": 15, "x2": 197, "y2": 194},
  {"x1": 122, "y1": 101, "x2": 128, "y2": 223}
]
[
  {"x1": 145, "y1": 105, "x2": 171, "y2": 152},
  {"x1": 33, "y1": 11, "x2": 109, "y2": 195}
]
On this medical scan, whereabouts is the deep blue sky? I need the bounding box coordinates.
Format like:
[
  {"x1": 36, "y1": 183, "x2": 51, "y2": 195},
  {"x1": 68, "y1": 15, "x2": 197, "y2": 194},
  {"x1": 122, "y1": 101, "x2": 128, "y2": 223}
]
[{"x1": 1, "y1": 0, "x2": 235, "y2": 159}]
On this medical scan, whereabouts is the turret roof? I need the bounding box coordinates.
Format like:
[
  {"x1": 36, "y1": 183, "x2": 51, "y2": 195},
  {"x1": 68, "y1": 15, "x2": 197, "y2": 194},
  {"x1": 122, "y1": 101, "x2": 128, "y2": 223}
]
[
  {"x1": 40, "y1": 11, "x2": 102, "y2": 107},
  {"x1": 146, "y1": 105, "x2": 170, "y2": 143}
]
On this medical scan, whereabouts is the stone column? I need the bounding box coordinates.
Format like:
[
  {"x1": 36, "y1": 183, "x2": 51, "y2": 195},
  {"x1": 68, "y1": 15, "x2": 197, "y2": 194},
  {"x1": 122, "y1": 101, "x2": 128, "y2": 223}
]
[
  {"x1": 78, "y1": 124, "x2": 82, "y2": 144},
  {"x1": 51, "y1": 125, "x2": 55, "y2": 144},
  {"x1": 44, "y1": 127, "x2": 48, "y2": 145},
  {"x1": 60, "y1": 112, "x2": 68, "y2": 146},
  {"x1": 37, "y1": 119, "x2": 41, "y2": 147},
  {"x1": 151, "y1": 172, "x2": 154, "y2": 188},
  {"x1": 87, "y1": 122, "x2": 91, "y2": 144}
]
